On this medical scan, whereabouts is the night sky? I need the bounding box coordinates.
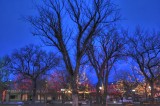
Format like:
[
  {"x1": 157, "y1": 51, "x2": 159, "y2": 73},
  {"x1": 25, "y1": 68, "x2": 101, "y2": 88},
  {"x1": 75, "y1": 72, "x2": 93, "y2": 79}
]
[
  {"x1": 1, "y1": 0, "x2": 160, "y2": 56},
  {"x1": 0, "y1": 0, "x2": 41, "y2": 56},
  {"x1": 0, "y1": 0, "x2": 160, "y2": 83}
]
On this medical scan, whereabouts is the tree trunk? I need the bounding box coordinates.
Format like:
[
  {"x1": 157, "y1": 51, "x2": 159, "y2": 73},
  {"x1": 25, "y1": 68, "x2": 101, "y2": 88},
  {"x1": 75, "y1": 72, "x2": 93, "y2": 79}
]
[
  {"x1": 72, "y1": 93, "x2": 78, "y2": 106},
  {"x1": 32, "y1": 80, "x2": 37, "y2": 103},
  {"x1": 150, "y1": 81, "x2": 154, "y2": 104},
  {"x1": 105, "y1": 93, "x2": 108, "y2": 106},
  {"x1": 102, "y1": 86, "x2": 106, "y2": 105},
  {"x1": 21, "y1": 91, "x2": 23, "y2": 101},
  {"x1": 104, "y1": 78, "x2": 108, "y2": 106},
  {"x1": 103, "y1": 87, "x2": 108, "y2": 106},
  {"x1": 72, "y1": 76, "x2": 78, "y2": 106},
  {"x1": 144, "y1": 84, "x2": 148, "y2": 101},
  {"x1": 96, "y1": 80, "x2": 101, "y2": 104}
]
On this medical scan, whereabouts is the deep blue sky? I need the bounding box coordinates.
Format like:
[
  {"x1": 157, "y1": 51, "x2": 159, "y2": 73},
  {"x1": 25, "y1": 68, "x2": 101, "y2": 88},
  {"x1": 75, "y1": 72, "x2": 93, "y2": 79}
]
[
  {"x1": 1, "y1": 0, "x2": 160, "y2": 56},
  {"x1": 1, "y1": 0, "x2": 160, "y2": 83},
  {"x1": 0, "y1": 0, "x2": 41, "y2": 56}
]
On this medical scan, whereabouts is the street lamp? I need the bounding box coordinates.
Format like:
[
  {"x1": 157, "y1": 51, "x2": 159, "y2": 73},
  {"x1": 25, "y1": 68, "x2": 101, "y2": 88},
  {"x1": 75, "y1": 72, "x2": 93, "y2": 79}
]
[
  {"x1": 132, "y1": 89, "x2": 136, "y2": 101},
  {"x1": 99, "y1": 87, "x2": 102, "y2": 90},
  {"x1": 68, "y1": 90, "x2": 71, "y2": 93},
  {"x1": 99, "y1": 86, "x2": 102, "y2": 96},
  {"x1": 148, "y1": 86, "x2": 151, "y2": 89},
  {"x1": 99, "y1": 87, "x2": 102, "y2": 94},
  {"x1": 99, "y1": 86, "x2": 104, "y2": 94},
  {"x1": 61, "y1": 89, "x2": 65, "y2": 103},
  {"x1": 132, "y1": 89, "x2": 135, "y2": 92},
  {"x1": 45, "y1": 80, "x2": 48, "y2": 106},
  {"x1": 61, "y1": 89, "x2": 65, "y2": 92}
]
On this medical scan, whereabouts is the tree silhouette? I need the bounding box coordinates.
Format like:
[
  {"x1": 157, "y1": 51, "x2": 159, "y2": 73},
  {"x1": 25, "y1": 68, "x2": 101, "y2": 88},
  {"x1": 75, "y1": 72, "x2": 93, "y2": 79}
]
[
  {"x1": 87, "y1": 28, "x2": 125, "y2": 104},
  {"x1": 9, "y1": 44, "x2": 59, "y2": 103},
  {"x1": 28, "y1": 0, "x2": 119, "y2": 105},
  {"x1": 127, "y1": 28, "x2": 160, "y2": 103},
  {"x1": 0, "y1": 56, "x2": 11, "y2": 102}
]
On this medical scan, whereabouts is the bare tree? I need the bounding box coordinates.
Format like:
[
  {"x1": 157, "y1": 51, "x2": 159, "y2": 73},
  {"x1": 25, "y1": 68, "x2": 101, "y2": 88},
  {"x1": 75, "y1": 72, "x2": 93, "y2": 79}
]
[
  {"x1": 115, "y1": 69, "x2": 140, "y2": 100},
  {"x1": 114, "y1": 59, "x2": 145, "y2": 98},
  {"x1": 14, "y1": 74, "x2": 33, "y2": 101},
  {"x1": 126, "y1": 28, "x2": 160, "y2": 102},
  {"x1": 87, "y1": 29, "x2": 125, "y2": 105},
  {"x1": 49, "y1": 70, "x2": 69, "y2": 91},
  {"x1": 28, "y1": 0, "x2": 120, "y2": 105},
  {"x1": 9, "y1": 44, "x2": 59, "y2": 103},
  {"x1": 0, "y1": 56, "x2": 11, "y2": 102}
]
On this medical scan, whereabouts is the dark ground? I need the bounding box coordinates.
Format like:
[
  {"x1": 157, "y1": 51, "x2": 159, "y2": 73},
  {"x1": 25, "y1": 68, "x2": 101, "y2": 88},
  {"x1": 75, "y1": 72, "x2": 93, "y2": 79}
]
[{"x1": 0, "y1": 103, "x2": 160, "y2": 106}]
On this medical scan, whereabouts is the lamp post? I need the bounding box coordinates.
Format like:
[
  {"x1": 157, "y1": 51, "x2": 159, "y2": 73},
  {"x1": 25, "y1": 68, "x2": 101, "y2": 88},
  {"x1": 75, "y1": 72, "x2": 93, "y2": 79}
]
[
  {"x1": 132, "y1": 89, "x2": 135, "y2": 101},
  {"x1": 148, "y1": 86, "x2": 151, "y2": 97},
  {"x1": 45, "y1": 80, "x2": 48, "y2": 106},
  {"x1": 148, "y1": 86, "x2": 151, "y2": 89},
  {"x1": 61, "y1": 89, "x2": 65, "y2": 103},
  {"x1": 99, "y1": 87, "x2": 102, "y2": 91}
]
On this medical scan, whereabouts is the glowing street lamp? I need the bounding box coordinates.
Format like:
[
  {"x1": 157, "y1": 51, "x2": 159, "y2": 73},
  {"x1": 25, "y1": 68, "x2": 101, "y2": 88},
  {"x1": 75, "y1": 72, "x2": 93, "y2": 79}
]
[
  {"x1": 148, "y1": 86, "x2": 151, "y2": 89},
  {"x1": 61, "y1": 89, "x2": 65, "y2": 103},
  {"x1": 68, "y1": 90, "x2": 71, "y2": 93},
  {"x1": 61, "y1": 89, "x2": 65, "y2": 92},
  {"x1": 99, "y1": 87, "x2": 102, "y2": 90},
  {"x1": 132, "y1": 89, "x2": 135, "y2": 92},
  {"x1": 45, "y1": 80, "x2": 48, "y2": 106}
]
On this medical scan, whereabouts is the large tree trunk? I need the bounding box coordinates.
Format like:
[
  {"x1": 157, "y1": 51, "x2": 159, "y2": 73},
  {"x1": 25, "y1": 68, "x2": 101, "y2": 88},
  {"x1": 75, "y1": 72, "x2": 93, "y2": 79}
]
[
  {"x1": 104, "y1": 90, "x2": 108, "y2": 106},
  {"x1": 102, "y1": 84, "x2": 106, "y2": 105},
  {"x1": 104, "y1": 77, "x2": 108, "y2": 106},
  {"x1": 96, "y1": 80, "x2": 101, "y2": 104},
  {"x1": 72, "y1": 93, "x2": 78, "y2": 106},
  {"x1": 32, "y1": 80, "x2": 37, "y2": 103},
  {"x1": 150, "y1": 81, "x2": 154, "y2": 104},
  {"x1": 144, "y1": 84, "x2": 148, "y2": 101},
  {"x1": 72, "y1": 76, "x2": 78, "y2": 106}
]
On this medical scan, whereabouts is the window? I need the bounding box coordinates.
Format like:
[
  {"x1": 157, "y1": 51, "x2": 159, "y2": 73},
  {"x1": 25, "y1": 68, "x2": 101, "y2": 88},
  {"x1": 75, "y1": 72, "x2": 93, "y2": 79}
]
[{"x1": 10, "y1": 95, "x2": 18, "y2": 99}]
